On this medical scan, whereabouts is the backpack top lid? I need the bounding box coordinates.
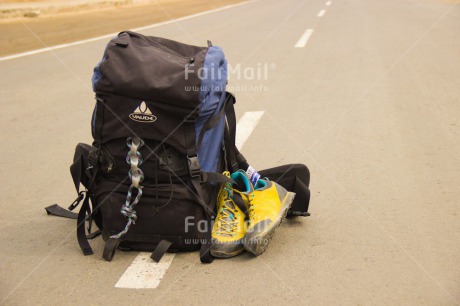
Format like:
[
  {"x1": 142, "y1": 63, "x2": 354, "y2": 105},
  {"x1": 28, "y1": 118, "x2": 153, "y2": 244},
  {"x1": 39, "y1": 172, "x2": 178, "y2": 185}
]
[
  {"x1": 90, "y1": 32, "x2": 229, "y2": 172},
  {"x1": 92, "y1": 31, "x2": 208, "y2": 110}
]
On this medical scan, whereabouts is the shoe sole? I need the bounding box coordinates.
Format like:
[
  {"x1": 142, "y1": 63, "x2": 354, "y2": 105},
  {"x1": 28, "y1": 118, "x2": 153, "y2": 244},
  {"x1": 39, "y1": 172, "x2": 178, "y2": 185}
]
[
  {"x1": 210, "y1": 247, "x2": 245, "y2": 259},
  {"x1": 243, "y1": 192, "x2": 295, "y2": 256}
]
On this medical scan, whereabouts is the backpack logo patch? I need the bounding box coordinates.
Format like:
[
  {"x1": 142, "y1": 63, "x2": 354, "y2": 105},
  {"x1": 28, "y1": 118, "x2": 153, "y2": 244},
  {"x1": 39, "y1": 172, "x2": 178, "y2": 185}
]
[{"x1": 129, "y1": 101, "x2": 157, "y2": 123}]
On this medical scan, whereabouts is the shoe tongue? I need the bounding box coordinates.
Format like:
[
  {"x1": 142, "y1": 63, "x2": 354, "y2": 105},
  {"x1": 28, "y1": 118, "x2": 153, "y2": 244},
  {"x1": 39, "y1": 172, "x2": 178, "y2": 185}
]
[
  {"x1": 224, "y1": 201, "x2": 235, "y2": 210},
  {"x1": 246, "y1": 166, "x2": 261, "y2": 186},
  {"x1": 230, "y1": 170, "x2": 253, "y2": 193}
]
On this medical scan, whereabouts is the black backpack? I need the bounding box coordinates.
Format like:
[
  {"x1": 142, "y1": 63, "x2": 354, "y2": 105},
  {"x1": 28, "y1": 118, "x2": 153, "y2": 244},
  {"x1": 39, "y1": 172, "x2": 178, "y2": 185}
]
[{"x1": 46, "y1": 31, "x2": 311, "y2": 263}]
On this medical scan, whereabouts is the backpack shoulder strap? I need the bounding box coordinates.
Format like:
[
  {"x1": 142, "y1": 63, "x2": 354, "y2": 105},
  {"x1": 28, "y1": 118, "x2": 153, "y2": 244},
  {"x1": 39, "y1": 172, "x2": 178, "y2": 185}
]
[
  {"x1": 196, "y1": 92, "x2": 233, "y2": 149},
  {"x1": 77, "y1": 192, "x2": 94, "y2": 255},
  {"x1": 222, "y1": 92, "x2": 239, "y2": 172},
  {"x1": 103, "y1": 238, "x2": 122, "y2": 261}
]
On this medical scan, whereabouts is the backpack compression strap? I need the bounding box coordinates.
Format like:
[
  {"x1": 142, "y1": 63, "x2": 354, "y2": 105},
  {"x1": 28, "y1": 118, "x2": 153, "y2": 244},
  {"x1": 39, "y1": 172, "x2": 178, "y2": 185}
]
[
  {"x1": 44, "y1": 148, "x2": 90, "y2": 219},
  {"x1": 45, "y1": 146, "x2": 102, "y2": 245}
]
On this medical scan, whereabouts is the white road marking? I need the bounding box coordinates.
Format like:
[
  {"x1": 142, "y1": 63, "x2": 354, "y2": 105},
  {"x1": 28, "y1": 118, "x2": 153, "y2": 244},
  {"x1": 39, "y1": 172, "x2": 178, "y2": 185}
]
[
  {"x1": 317, "y1": 9, "x2": 326, "y2": 17},
  {"x1": 115, "y1": 253, "x2": 175, "y2": 289},
  {"x1": 0, "y1": 0, "x2": 261, "y2": 62},
  {"x1": 294, "y1": 29, "x2": 314, "y2": 48},
  {"x1": 326, "y1": 1, "x2": 332, "y2": 6},
  {"x1": 235, "y1": 111, "x2": 265, "y2": 150},
  {"x1": 114, "y1": 110, "x2": 263, "y2": 289}
]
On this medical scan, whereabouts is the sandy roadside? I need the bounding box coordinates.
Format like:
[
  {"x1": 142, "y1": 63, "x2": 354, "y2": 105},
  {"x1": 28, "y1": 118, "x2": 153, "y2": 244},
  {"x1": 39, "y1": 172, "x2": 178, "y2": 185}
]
[
  {"x1": 0, "y1": 0, "x2": 177, "y2": 19},
  {"x1": 0, "y1": 0, "x2": 245, "y2": 56}
]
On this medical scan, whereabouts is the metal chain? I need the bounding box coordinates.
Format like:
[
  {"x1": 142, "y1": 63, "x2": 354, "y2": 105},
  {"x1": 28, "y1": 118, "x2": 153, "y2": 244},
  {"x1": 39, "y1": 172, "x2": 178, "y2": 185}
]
[{"x1": 110, "y1": 137, "x2": 145, "y2": 239}]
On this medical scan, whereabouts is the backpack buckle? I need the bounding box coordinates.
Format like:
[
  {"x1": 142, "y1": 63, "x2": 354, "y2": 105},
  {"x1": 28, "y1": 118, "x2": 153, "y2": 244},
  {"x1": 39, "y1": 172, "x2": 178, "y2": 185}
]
[
  {"x1": 187, "y1": 155, "x2": 201, "y2": 178},
  {"x1": 68, "y1": 191, "x2": 86, "y2": 211}
]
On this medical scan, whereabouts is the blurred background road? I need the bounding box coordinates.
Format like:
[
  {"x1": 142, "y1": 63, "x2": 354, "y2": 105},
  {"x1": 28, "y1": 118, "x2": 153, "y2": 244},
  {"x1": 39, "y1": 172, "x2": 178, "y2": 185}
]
[{"x1": 1, "y1": 0, "x2": 459, "y2": 305}]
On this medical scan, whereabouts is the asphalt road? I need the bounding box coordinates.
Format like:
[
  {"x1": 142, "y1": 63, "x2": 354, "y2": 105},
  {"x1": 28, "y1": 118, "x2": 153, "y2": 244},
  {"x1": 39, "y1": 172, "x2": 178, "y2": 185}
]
[{"x1": 1, "y1": 0, "x2": 459, "y2": 304}]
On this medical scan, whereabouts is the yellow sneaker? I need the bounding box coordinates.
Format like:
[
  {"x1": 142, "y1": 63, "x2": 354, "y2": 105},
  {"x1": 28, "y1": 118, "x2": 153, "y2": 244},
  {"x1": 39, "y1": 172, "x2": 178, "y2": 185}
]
[
  {"x1": 210, "y1": 171, "x2": 251, "y2": 258},
  {"x1": 243, "y1": 178, "x2": 295, "y2": 256}
]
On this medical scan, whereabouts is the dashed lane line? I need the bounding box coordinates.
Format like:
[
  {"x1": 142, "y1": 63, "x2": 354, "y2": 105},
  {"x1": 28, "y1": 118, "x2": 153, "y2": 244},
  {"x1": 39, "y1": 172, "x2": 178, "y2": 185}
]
[{"x1": 294, "y1": 29, "x2": 314, "y2": 48}]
